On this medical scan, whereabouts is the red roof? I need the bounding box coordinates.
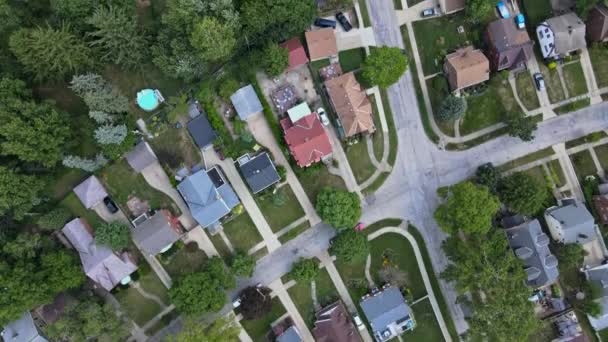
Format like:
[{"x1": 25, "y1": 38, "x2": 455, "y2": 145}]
[
  {"x1": 281, "y1": 114, "x2": 332, "y2": 167},
  {"x1": 280, "y1": 37, "x2": 309, "y2": 71}
]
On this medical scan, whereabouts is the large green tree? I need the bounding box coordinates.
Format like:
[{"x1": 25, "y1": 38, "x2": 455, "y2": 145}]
[
  {"x1": 262, "y1": 44, "x2": 288, "y2": 77},
  {"x1": 290, "y1": 258, "x2": 319, "y2": 282},
  {"x1": 475, "y1": 163, "x2": 500, "y2": 194},
  {"x1": 95, "y1": 222, "x2": 130, "y2": 251},
  {"x1": 241, "y1": 0, "x2": 316, "y2": 44},
  {"x1": 37, "y1": 207, "x2": 73, "y2": 231},
  {"x1": 466, "y1": 0, "x2": 494, "y2": 23},
  {"x1": 498, "y1": 172, "x2": 547, "y2": 215},
  {"x1": 330, "y1": 229, "x2": 369, "y2": 262},
  {"x1": 171, "y1": 317, "x2": 240, "y2": 342},
  {"x1": 437, "y1": 95, "x2": 467, "y2": 122},
  {"x1": 190, "y1": 17, "x2": 236, "y2": 62},
  {"x1": 506, "y1": 111, "x2": 537, "y2": 142},
  {"x1": 362, "y1": 46, "x2": 408, "y2": 88},
  {"x1": 315, "y1": 188, "x2": 361, "y2": 229},
  {"x1": 229, "y1": 251, "x2": 256, "y2": 277},
  {"x1": 9, "y1": 25, "x2": 92, "y2": 82},
  {"x1": 0, "y1": 167, "x2": 45, "y2": 220}
]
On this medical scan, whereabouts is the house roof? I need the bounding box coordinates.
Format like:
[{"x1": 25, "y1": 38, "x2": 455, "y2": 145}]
[
  {"x1": 177, "y1": 168, "x2": 239, "y2": 228},
  {"x1": 1, "y1": 312, "x2": 47, "y2": 342},
  {"x1": 281, "y1": 114, "x2": 332, "y2": 167},
  {"x1": 62, "y1": 218, "x2": 137, "y2": 291},
  {"x1": 546, "y1": 13, "x2": 586, "y2": 55},
  {"x1": 280, "y1": 37, "x2": 309, "y2": 70},
  {"x1": 73, "y1": 175, "x2": 108, "y2": 209},
  {"x1": 131, "y1": 210, "x2": 181, "y2": 255},
  {"x1": 324, "y1": 72, "x2": 374, "y2": 137},
  {"x1": 187, "y1": 113, "x2": 217, "y2": 149},
  {"x1": 359, "y1": 286, "x2": 412, "y2": 336},
  {"x1": 231, "y1": 85, "x2": 263, "y2": 120},
  {"x1": 442, "y1": 0, "x2": 465, "y2": 12},
  {"x1": 239, "y1": 153, "x2": 281, "y2": 194},
  {"x1": 503, "y1": 218, "x2": 559, "y2": 288},
  {"x1": 276, "y1": 326, "x2": 302, "y2": 342},
  {"x1": 444, "y1": 46, "x2": 490, "y2": 91},
  {"x1": 287, "y1": 102, "x2": 312, "y2": 123},
  {"x1": 545, "y1": 201, "x2": 596, "y2": 244},
  {"x1": 305, "y1": 28, "x2": 338, "y2": 60},
  {"x1": 594, "y1": 194, "x2": 608, "y2": 225},
  {"x1": 313, "y1": 301, "x2": 362, "y2": 342},
  {"x1": 587, "y1": 4, "x2": 608, "y2": 42},
  {"x1": 486, "y1": 18, "x2": 534, "y2": 70},
  {"x1": 126, "y1": 141, "x2": 158, "y2": 172}
]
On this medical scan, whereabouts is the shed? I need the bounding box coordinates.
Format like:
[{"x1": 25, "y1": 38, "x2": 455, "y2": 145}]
[
  {"x1": 231, "y1": 85, "x2": 263, "y2": 120},
  {"x1": 287, "y1": 102, "x2": 312, "y2": 123},
  {"x1": 187, "y1": 114, "x2": 217, "y2": 150},
  {"x1": 73, "y1": 175, "x2": 108, "y2": 209},
  {"x1": 126, "y1": 141, "x2": 158, "y2": 172}
]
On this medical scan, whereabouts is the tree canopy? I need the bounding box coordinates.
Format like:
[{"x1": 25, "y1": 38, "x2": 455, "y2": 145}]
[
  {"x1": 229, "y1": 251, "x2": 256, "y2": 277},
  {"x1": 506, "y1": 111, "x2": 537, "y2": 142},
  {"x1": 465, "y1": 0, "x2": 494, "y2": 23},
  {"x1": 239, "y1": 285, "x2": 273, "y2": 320},
  {"x1": 437, "y1": 95, "x2": 467, "y2": 122},
  {"x1": 0, "y1": 167, "x2": 46, "y2": 220},
  {"x1": 290, "y1": 258, "x2": 319, "y2": 282},
  {"x1": 362, "y1": 46, "x2": 408, "y2": 88},
  {"x1": 262, "y1": 44, "x2": 289, "y2": 77},
  {"x1": 475, "y1": 163, "x2": 500, "y2": 194},
  {"x1": 498, "y1": 172, "x2": 548, "y2": 215},
  {"x1": 37, "y1": 207, "x2": 72, "y2": 230},
  {"x1": 95, "y1": 222, "x2": 130, "y2": 251},
  {"x1": 330, "y1": 229, "x2": 369, "y2": 262},
  {"x1": 190, "y1": 17, "x2": 236, "y2": 62},
  {"x1": 240, "y1": 0, "x2": 316, "y2": 44},
  {"x1": 315, "y1": 188, "x2": 361, "y2": 229}
]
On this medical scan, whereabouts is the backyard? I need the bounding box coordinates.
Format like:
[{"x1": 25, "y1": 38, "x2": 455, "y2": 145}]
[
  {"x1": 562, "y1": 62, "x2": 589, "y2": 97},
  {"x1": 255, "y1": 185, "x2": 305, "y2": 232},
  {"x1": 594, "y1": 143, "x2": 608, "y2": 170},
  {"x1": 521, "y1": 0, "x2": 553, "y2": 27},
  {"x1": 401, "y1": 299, "x2": 443, "y2": 342},
  {"x1": 59, "y1": 192, "x2": 104, "y2": 228},
  {"x1": 159, "y1": 242, "x2": 208, "y2": 278},
  {"x1": 240, "y1": 297, "x2": 286, "y2": 342},
  {"x1": 515, "y1": 72, "x2": 540, "y2": 110},
  {"x1": 147, "y1": 127, "x2": 202, "y2": 172}
]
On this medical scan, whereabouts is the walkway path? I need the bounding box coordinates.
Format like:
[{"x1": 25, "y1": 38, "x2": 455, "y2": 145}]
[
  {"x1": 589, "y1": 146, "x2": 606, "y2": 179},
  {"x1": 267, "y1": 279, "x2": 315, "y2": 342},
  {"x1": 275, "y1": 216, "x2": 308, "y2": 239},
  {"x1": 140, "y1": 305, "x2": 176, "y2": 332},
  {"x1": 364, "y1": 254, "x2": 375, "y2": 287},
  {"x1": 183, "y1": 226, "x2": 219, "y2": 257},
  {"x1": 218, "y1": 230, "x2": 235, "y2": 254},
  {"x1": 579, "y1": 48, "x2": 603, "y2": 104},
  {"x1": 326, "y1": 123, "x2": 364, "y2": 200},
  {"x1": 132, "y1": 282, "x2": 167, "y2": 308},
  {"x1": 553, "y1": 143, "x2": 585, "y2": 201}
]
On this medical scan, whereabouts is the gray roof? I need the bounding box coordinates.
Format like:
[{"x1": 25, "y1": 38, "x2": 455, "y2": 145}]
[
  {"x1": 187, "y1": 114, "x2": 216, "y2": 149},
  {"x1": 585, "y1": 264, "x2": 608, "y2": 330},
  {"x1": 230, "y1": 84, "x2": 263, "y2": 120},
  {"x1": 545, "y1": 201, "x2": 596, "y2": 244},
  {"x1": 239, "y1": 153, "x2": 281, "y2": 194},
  {"x1": 62, "y1": 218, "x2": 138, "y2": 291},
  {"x1": 126, "y1": 141, "x2": 158, "y2": 172},
  {"x1": 359, "y1": 287, "x2": 412, "y2": 335},
  {"x1": 276, "y1": 326, "x2": 302, "y2": 342},
  {"x1": 131, "y1": 211, "x2": 181, "y2": 255},
  {"x1": 73, "y1": 176, "x2": 108, "y2": 209},
  {"x1": 1, "y1": 312, "x2": 47, "y2": 342},
  {"x1": 504, "y1": 218, "x2": 559, "y2": 288},
  {"x1": 546, "y1": 13, "x2": 586, "y2": 55}
]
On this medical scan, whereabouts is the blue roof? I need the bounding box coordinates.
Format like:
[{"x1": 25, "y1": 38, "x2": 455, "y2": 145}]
[
  {"x1": 187, "y1": 114, "x2": 216, "y2": 149},
  {"x1": 239, "y1": 153, "x2": 281, "y2": 194},
  {"x1": 515, "y1": 14, "x2": 525, "y2": 23},
  {"x1": 177, "y1": 169, "x2": 239, "y2": 228},
  {"x1": 360, "y1": 287, "x2": 412, "y2": 335},
  {"x1": 137, "y1": 89, "x2": 160, "y2": 111},
  {"x1": 230, "y1": 84, "x2": 263, "y2": 120},
  {"x1": 277, "y1": 326, "x2": 302, "y2": 342}
]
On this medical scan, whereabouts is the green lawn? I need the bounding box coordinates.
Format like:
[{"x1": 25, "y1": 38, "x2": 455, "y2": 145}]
[
  {"x1": 147, "y1": 127, "x2": 202, "y2": 172},
  {"x1": 345, "y1": 139, "x2": 377, "y2": 184},
  {"x1": 523, "y1": 165, "x2": 549, "y2": 186},
  {"x1": 554, "y1": 98, "x2": 591, "y2": 114},
  {"x1": 515, "y1": 72, "x2": 540, "y2": 110},
  {"x1": 412, "y1": 13, "x2": 479, "y2": 75},
  {"x1": 562, "y1": 62, "x2": 589, "y2": 97},
  {"x1": 380, "y1": 89, "x2": 399, "y2": 164},
  {"x1": 407, "y1": 0, "x2": 425, "y2": 5},
  {"x1": 335, "y1": 254, "x2": 370, "y2": 315},
  {"x1": 357, "y1": 0, "x2": 371, "y2": 27},
  {"x1": 570, "y1": 150, "x2": 598, "y2": 179},
  {"x1": 295, "y1": 165, "x2": 347, "y2": 206},
  {"x1": 222, "y1": 212, "x2": 263, "y2": 253},
  {"x1": 589, "y1": 45, "x2": 608, "y2": 88},
  {"x1": 278, "y1": 221, "x2": 311, "y2": 244},
  {"x1": 287, "y1": 268, "x2": 340, "y2": 329},
  {"x1": 522, "y1": 0, "x2": 553, "y2": 27},
  {"x1": 566, "y1": 132, "x2": 607, "y2": 149},
  {"x1": 339, "y1": 48, "x2": 366, "y2": 73},
  {"x1": 401, "y1": 299, "x2": 443, "y2": 342},
  {"x1": 497, "y1": 147, "x2": 555, "y2": 172},
  {"x1": 240, "y1": 297, "x2": 286, "y2": 342},
  {"x1": 59, "y1": 192, "x2": 104, "y2": 228},
  {"x1": 394, "y1": 0, "x2": 403, "y2": 10},
  {"x1": 49, "y1": 168, "x2": 89, "y2": 201},
  {"x1": 99, "y1": 159, "x2": 180, "y2": 217},
  {"x1": 370, "y1": 95, "x2": 384, "y2": 163},
  {"x1": 137, "y1": 265, "x2": 170, "y2": 304},
  {"x1": 160, "y1": 242, "x2": 208, "y2": 278},
  {"x1": 114, "y1": 286, "x2": 162, "y2": 326},
  {"x1": 426, "y1": 76, "x2": 456, "y2": 137},
  {"x1": 255, "y1": 185, "x2": 305, "y2": 232},
  {"x1": 208, "y1": 232, "x2": 232, "y2": 259},
  {"x1": 539, "y1": 63, "x2": 566, "y2": 104},
  {"x1": 594, "y1": 144, "x2": 608, "y2": 171},
  {"x1": 547, "y1": 160, "x2": 567, "y2": 187}
]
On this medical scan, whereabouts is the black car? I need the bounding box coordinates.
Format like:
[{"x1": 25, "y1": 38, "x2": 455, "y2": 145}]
[
  {"x1": 314, "y1": 18, "x2": 337, "y2": 29},
  {"x1": 103, "y1": 196, "x2": 119, "y2": 214},
  {"x1": 335, "y1": 12, "x2": 352, "y2": 32}
]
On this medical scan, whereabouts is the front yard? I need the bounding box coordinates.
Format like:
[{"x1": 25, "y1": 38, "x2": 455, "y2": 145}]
[
  {"x1": 515, "y1": 72, "x2": 540, "y2": 110},
  {"x1": 345, "y1": 138, "x2": 377, "y2": 184},
  {"x1": 240, "y1": 297, "x2": 286, "y2": 342},
  {"x1": 221, "y1": 212, "x2": 263, "y2": 253},
  {"x1": 339, "y1": 48, "x2": 366, "y2": 73},
  {"x1": 287, "y1": 268, "x2": 340, "y2": 329},
  {"x1": 589, "y1": 45, "x2": 608, "y2": 88},
  {"x1": 539, "y1": 63, "x2": 566, "y2": 103},
  {"x1": 426, "y1": 76, "x2": 455, "y2": 137},
  {"x1": 570, "y1": 150, "x2": 598, "y2": 179},
  {"x1": 295, "y1": 165, "x2": 347, "y2": 205},
  {"x1": 401, "y1": 299, "x2": 444, "y2": 342},
  {"x1": 562, "y1": 62, "x2": 589, "y2": 97},
  {"x1": 255, "y1": 185, "x2": 305, "y2": 232}
]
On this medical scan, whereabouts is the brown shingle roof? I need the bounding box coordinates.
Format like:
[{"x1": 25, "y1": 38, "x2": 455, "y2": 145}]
[
  {"x1": 313, "y1": 301, "x2": 362, "y2": 342},
  {"x1": 587, "y1": 4, "x2": 608, "y2": 42},
  {"x1": 593, "y1": 194, "x2": 608, "y2": 225},
  {"x1": 443, "y1": 0, "x2": 465, "y2": 13},
  {"x1": 324, "y1": 72, "x2": 374, "y2": 137},
  {"x1": 305, "y1": 28, "x2": 338, "y2": 61},
  {"x1": 444, "y1": 46, "x2": 490, "y2": 91}
]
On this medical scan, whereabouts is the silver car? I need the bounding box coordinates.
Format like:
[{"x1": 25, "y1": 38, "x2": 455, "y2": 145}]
[{"x1": 317, "y1": 107, "x2": 330, "y2": 126}]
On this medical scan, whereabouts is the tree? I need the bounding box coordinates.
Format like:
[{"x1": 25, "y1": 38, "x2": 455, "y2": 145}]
[
  {"x1": 171, "y1": 317, "x2": 240, "y2": 342},
  {"x1": 576, "y1": 0, "x2": 600, "y2": 18},
  {"x1": 262, "y1": 44, "x2": 288, "y2": 77},
  {"x1": 219, "y1": 79, "x2": 240, "y2": 100},
  {"x1": 362, "y1": 46, "x2": 408, "y2": 88},
  {"x1": 498, "y1": 172, "x2": 547, "y2": 215},
  {"x1": 89, "y1": 111, "x2": 114, "y2": 124},
  {"x1": 50, "y1": 0, "x2": 94, "y2": 31},
  {"x1": 437, "y1": 95, "x2": 467, "y2": 122},
  {"x1": 95, "y1": 222, "x2": 130, "y2": 250},
  {"x1": 434, "y1": 181, "x2": 500, "y2": 235},
  {"x1": 290, "y1": 258, "x2": 319, "y2": 282},
  {"x1": 62, "y1": 154, "x2": 108, "y2": 172},
  {"x1": 9, "y1": 25, "x2": 92, "y2": 82},
  {"x1": 553, "y1": 243, "x2": 587, "y2": 272},
  {"x1": 0, "y1": 167, "x2": 46, "y2": 220},
  {"x1": 506, "y1": 111, "x2": 537, "y2": 141},
  {"x1": 2, "y1": 233, "x2": 44, "y2": 259},
  {"x1": 190, "y1": 17, "x2": 236, "y2": 62},
  {"x1": 330, "y1": 229, "x2": 369, "y2": 262},
  {"x1": 229, "y1": 251, "x2": 256, "y2": 277},
  {"x1": 37, "y1": 207, "x2": 72, "y2": 230},
  {"x1": 95, "y1": 124, "x2": 128, "y2": 145},
  {"x1": 475, "y1": 163, "x2": 500, "y2": 194},
  {"x1": 0, "y1": 0, "x2": 19, "y2": 36},
  {"x1": 87, "y1": 6, "x2": 147, "y2": 70},
  {"x1": 315, "y1": 188, "x2": 361, "y2": 228},
  {"x1": 100, "y1": 131, "x2": 136, "y2": 160},
  {"x1": 239, "y1": 286, "x2": 272, "y2": 320},
  {"x1": 70, "y1": 74, "x2": 129, "y2": 113},
  {"x1": 466, "y1": 0, "x2": 494, "y2": 23},
  {"x1": 241, "y1": 0, "x2": 316, "y2": 43}
]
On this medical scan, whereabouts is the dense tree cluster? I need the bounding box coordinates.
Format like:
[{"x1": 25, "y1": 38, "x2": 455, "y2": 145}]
[
  {"x1": 290, "y1": 258, "x2": 319, "y2": 282},
  {"x1": 362, "y1": 46, "x2": 408, "y2": 88},
  {"x1": 316, "y1": 188, "x2": 361, "y2": 229},
  {"x1": 330, "y1": 229, "x2": 369, "y2": 262},
  {"x1": 95, "y1": 222, "x2": 131, "y2": 251},
  {"x1": 229, "y1": 251, "x2": 256, "y2": 277},
  {"x1": 498, "y1": 172, "x2": 548, "y2": 215}
]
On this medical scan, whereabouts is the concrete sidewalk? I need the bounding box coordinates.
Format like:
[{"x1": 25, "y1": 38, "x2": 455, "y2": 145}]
[{"x1": 268, "y1": 279, "x2": 315, "y2": 342}]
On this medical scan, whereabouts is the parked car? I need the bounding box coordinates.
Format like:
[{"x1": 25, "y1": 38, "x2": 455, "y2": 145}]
[
  {"x1": 515, "y1": 14, "x2": 525, "y2": 29},
  {"x1": 314, "y1": 18, "x2": 337, "y2": 29},
  {"x1": 232, "y1": 298, "x2": 242, "y2": 308},
  {"x1": 533, "y1": 73, "x2": 545, "y2": 91},
  {"x1": 421, "y1": 8, "x2": 435, "y2": 17},
  {"x1": 352, "y1": 313, "x2": 365, "y2": 330},
  {"x1": 103, "y1": 197, "x2": 118, "y2": 214},
  {"x1": 354, "y1": 222, "x2": 365, "y2": 231},
  {"x1": 496, "y1": 1, "x2": 510, "y2": 19},
  {"x1": 335, "y1": 12, "x2": 352, "y2": 32},
  {"x1": 317, "y1": 107, "x2": 330, "y2": 126}
]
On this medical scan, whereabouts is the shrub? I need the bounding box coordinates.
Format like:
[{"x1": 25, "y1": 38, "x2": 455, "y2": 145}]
[
  {"x1": 37, "y1": 207, "x2": 72, "y2": 230},
  {"x1": 290, "y1": 258, "x2": 319, "y2": 282}
]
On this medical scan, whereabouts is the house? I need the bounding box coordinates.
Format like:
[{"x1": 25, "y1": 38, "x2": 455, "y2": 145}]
[
  {"x1": 281, "y1": 114, "x2": 332, "y2": 167},
  {"x1": 544, "y1": 199, "x2": 597, "y2": 244},
  {"x1": 359, "y1": 285, "x2": 415, "y2": 341},
  {"x1": 1, "y1": 312, "x2": 47, "y2": 342},
  {"x1": 438, "y1": 0, "x2": 465, "y2": 14},
  {"x1": 485, "y1": 18, "x2": 534, "y2": 71},
  {"x1": 324, "y1": 72, "x2": 375, "y2": 138},
  {"x1": 312, "y1": 301, "x2": 362, "y2": 342},
  {"x1": 73, "y1": 175, "x2": 108, "y2": 209},
  {"x1": 280, "y1": 37, "x2": 309, "y2": 71},
  {"x1": 502, "y1": 216, "x2": 559, "y2": 288},
  {"x1": 187, "y1": 110, "x2": 217, "y2": 150},
  {"x1": 131, "y1": 210, "x2": 182, "y2": 256},
  {"x1": 62, "y1": 218, "x2": 138, "y2": 291},
  {"x1": 276, "y1": 325, "x2": 302, "y2": 342},
  {"x1": 177, "y1": 167, "x2": 240, "y2": 233},
  {"x1": 593, "y1": 193, "x2": 608, "y2": 225},
  {"x1": 537, "y1": 13, "x2": 586, "y2": 59},
  {"x1": 584, "y1": 263, "x2": 608, "y2": 330},
  {"x1": 237, "y1": 152, "x2": 281, "y2": 194},
  {"x1": 126, "y1": 141, "x2": 158, "y2": 172},
  {"x1": 553, "y1": 310, "x2": 587, "y2": 342},
  {"x1": 587, "y1": 4, "x2": 608, "y2": 42},
  {"x1": 287, "y1": 102, "x2": 313, "y2": 123},
  {"x1": 305, "y1": 28, "x2": 338, "y2": 61},
  {"x1": 230, "y1": 84, "x2": 263, "y2": 120},
  {"x1": 443, "y1": 46, "x2": 490, "y2": 92}
]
